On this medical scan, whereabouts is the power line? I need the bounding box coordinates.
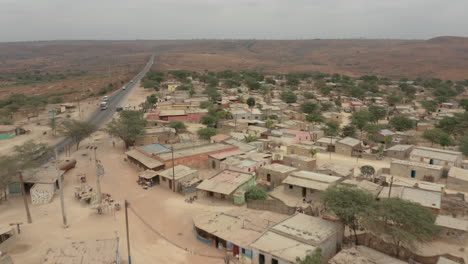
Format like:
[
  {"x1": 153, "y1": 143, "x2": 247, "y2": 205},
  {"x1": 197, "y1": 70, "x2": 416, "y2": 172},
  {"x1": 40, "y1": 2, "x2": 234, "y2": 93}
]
[{"x1": 128, "y1": 206, "x2": 225, "y2": 260}]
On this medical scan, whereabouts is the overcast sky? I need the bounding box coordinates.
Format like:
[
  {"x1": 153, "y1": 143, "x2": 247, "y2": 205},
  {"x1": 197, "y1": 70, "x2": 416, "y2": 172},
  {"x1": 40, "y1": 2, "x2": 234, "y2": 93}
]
[{"x1": 1, "y1": 0, "x2": 467, "y2": 42}]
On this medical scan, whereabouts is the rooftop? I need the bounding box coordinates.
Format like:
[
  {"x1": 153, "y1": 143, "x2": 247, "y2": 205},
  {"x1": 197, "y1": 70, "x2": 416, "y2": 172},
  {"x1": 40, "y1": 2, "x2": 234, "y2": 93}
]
[
  {"x1": 435, "y1": 215, "x2": 468, "y2": 231},
  {"x1": 158, "y1": 109, "x2": 186, "y2": 116},
  {"x1": 261, "y1": 163, "x2": 297, "y2": 173},
  {"x1": 284, "y1": 154, "x2": 316, "y2": 162},
  {"x1": 209, "y1": 149, "x2": 246, "y2": 160},
  {"x1": 386, "y1": 144, "x2": 413, "y2": 152},
  {"x1": 193, "y1": 208, "x2": 288, "y2": 248},
  {"x1": 42, "y1": 238, "x2": 119, "y2": 264},
  {"x1": 126, "y1": 150, "x2": 164, "y2": 169},
  {"x1": 316, "y1": 136, "x2": 341, "y2": 144},
  {"x1": 156, "y1": 143, "x2": 236, "y2": 161},
  {"x1": 337, "y1": 137, "x2": 361, "y2": 147},
  {"x1": 411, "y1": 146, "x2": 462, "y2": 162},
  {"x1": 196, "y1": 170, "x2": 253, "y2": 195},
  {"x1": 271, "y1": 213, "x2": 340, "y2": 245},
  {"x1": 378, "y1": 187, "x2": 441, "y2": 209},
  {"x1": 157, "y1": 165, "x2": 198, "y2": 180},
  {"x1": 391, "y1": 159, "x2": 443, "y2": 170},
  {"x1": 139, "y1": 144, "x2": 171, "y2": 155},
  {"x1": 224, "y1": 139, "x2": 257, "y2": 152},
  {"x1": 11, "y1": 164, "x2": 62, "y2": 184},
  {"x1": 329, "y1": 246, "x2": 406, "y2": 264},
  {"x1": 448, "y1": 167, "x2": 468, "y2": 182}
]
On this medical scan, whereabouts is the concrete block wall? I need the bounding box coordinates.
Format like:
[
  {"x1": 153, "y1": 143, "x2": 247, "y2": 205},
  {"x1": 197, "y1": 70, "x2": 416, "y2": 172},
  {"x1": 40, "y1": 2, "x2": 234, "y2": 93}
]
[{"x1": 31, "y1": 183, "x2": 55, "y2": 205}]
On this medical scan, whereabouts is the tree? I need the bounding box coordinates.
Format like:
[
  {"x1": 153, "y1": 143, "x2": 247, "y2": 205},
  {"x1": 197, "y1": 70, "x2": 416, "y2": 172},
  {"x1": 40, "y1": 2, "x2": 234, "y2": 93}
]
[
  {"x1": 303, "y1": 92, "x2": 316, "y2": 99},
  {"x1": 245, "y1": 186, "x2": 268, "y2": 200},
  {"x1": 324, "y1": 121, "x2": 340, "y2": 137},
  {"x1": 368, "y1": 105, "x2": 387, "y2": 121},
  {"x1": 301, "y1": 102, "x2": 318, "y2": 114},
  {"x1": 265, "y1": 120, "x2": 274, "y2": 129},
  {"x1": 351, "y1": 111, "x2": 373, "y2": 131},
  {"x1": 280, "y1": 91, "x2": 297, "y2": 104},
  {"x1": 197, "y1": 127, "x2": 217, "y2": 140},
  {"x1": 420, "y1": 100, "x2": 438, "y2": 113},
  {"x1": 341, "y1": 125, "x2": 357, "y2": 138},
  {"x1": 296, "y1": 248, "x2": 322, "y2": 264},
  {"x1": 244, "y1": 135, "x2": 258, "y2": 143},
  {"x1": 265, "y1": 77, "x2": 276, "y2": 85},
  {"x1": 246, "y1": 97, "x2": 256, "y2": 108},
  {"x1": 322, "y1": 185, "x2": 375, "y2": 244},
  {"x1": 306, "y1": 114, "x2": 324, "y2": 124},
  {"x1": 389, "y1": 116, "x2": 414, "y2": 131},
  {"x1": 460, "y1": 98, "x2": 468, "y2": 111},
  {"x1": 309, "y1": 148, "x2": 317, "y2": 156},
  {"x1": 364, "y1": 198, "x2": 440, "y2": 257},
  {"x1": 106, "y1": 111, "x2": 146, "y2": 149},
  {"x1": 169, "y1": 121, "x2": 186, "y2": 133},
  {"x1": 459, "y1": 136, "x2": 468, "y2": 156},
  {"x1": 48, "y1": 115, "x2": 57, "y2": 136},
  {"x1": 61, "y1": 120, "x2": 96, "y2": 150},
  {"x1": 146, "y1": 94, "x2": 158, "y2": 105},
  {"x1": 201, "y1": 115, "x2": 218, "y2": 128},
  {"x1": 0, "y1": 155, "x2": 17, "y2": 201},
  {"x1": 200, "y1": 101, "x2": 214, "y2": 109},
  {"x1": 423, "y1": 128, "x2": 447, "y2": 146},
  {"x1": 360, "y1": 165, "x2": 375, "y2": 178}
]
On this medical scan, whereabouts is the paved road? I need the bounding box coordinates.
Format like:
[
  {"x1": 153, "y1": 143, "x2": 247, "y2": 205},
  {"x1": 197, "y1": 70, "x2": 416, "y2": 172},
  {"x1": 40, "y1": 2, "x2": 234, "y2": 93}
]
[{"x1": 56, "y1": 54, "x2": 155, "y2": 152}]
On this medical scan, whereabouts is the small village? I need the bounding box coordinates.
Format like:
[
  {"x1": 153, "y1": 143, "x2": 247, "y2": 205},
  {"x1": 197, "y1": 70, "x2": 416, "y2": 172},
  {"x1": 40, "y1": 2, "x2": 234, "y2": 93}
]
[{"x1": 1, "y1": 69, "x2": 468, "y2": 264}]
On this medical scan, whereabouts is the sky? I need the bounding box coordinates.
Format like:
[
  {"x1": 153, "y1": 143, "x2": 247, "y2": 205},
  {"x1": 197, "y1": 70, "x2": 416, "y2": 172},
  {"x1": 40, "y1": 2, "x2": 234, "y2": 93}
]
[{"x1": 0, "y1": 0, "x2": 467, "y2": 42}]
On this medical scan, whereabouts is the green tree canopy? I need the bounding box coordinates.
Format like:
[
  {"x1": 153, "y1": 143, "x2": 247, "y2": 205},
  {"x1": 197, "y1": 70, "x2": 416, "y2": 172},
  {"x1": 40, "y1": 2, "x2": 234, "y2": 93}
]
[
  {"x1": 360, "y1": 165, "x2": 375, "y2": 177},
  {"x1": 245, "y1": 186, "x2": 268, "y2": 200},
  {"x1": 246, "y1": 97, "x2": 256, "y2": 108},
  {"x1": 459, "y1": 136, "x2": 468, "y2": 156},
  {"x1": 322, "y1": 185, "x2": 375, "y2": 244},
  {"x1": 351, "y1": 110, "x2": 374, "y2": 131},
  {"x1": 420, "y1": 100, "x2": 438, "y2": 113},
  {"x1": 364, "y1": 198, "x2": 440, "y2": 257},
  {"x1": 61, "y1": 120, "x2": 96, "y2": 150},
  {"x1": 324, "y1": 121, "x2": 340, "y2": 137},
  {"x1": 368, "y1": 105, "x2": 387, "y2": 121},
  {"x1": 301, "y1": 102, "x2": 318, "y2": 114},
  {"x1": 280, "y1": 91, "x2": 297, "y2": 104},
  {"x1": 106, "y1": 111, "x2": 146, "y2": 148},
  {"x1": 303, "y1": 92, "x2": 316, "y2": 99},
  {"x1": 306, "y1": 114, "x2": 324, "y2": 124},
  {"x1": 197, "y1": 127, "x2": 218, "y2": 140},
  {"x1": 389, "y1": 116, "x2": 414, "y2": 131},
  {"x1": 169, "y1": 121, "x2": 186, "y2": 133},
  {"x1": 201, "y1": 115, "x2": 218, "y2": 128},
  {"x1": 341, "y1": 125, "x2": 357, "y2": 138},
  {"x1": 296, "y1": 248, "x2": 322, "y2": 264}
]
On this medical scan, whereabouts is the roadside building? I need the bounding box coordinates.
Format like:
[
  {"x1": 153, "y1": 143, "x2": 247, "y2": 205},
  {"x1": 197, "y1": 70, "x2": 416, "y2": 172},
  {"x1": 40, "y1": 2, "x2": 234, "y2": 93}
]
[
  {"x1": 0, "y1": 225, "x2": 15, "y2": 252},
  {"x1": 8, "y1": 165, "x2": 63, "y2": 196},
  {"x1": 329, "y1": 246, "x2": 406, "y2": 264},
  {"x1": 281, "y1": 171, "x2": 342, "y2": 200},
  {"x1": 251, "y1": 213, "x2": 343, "y2": 264},
  {"x1": 156, "y1": 165, "x2": 198, "y2": 192},
  {"x1": 210, "y1": 134, "x2": 231, "y2": 143},
  {"x1": 447, "y1": 167, "x2": 468, "y2": 185},
  {"x1": 208, "y1": 149, "x2": 246, "y2": 169},
  {"x1": 390, "y1": 160, "x2": 444, "y2": 182},
  {"x1": 193, "y1": 209, "x2": 289, "y2": 261},
  {"x1": 142, "y1": 142, "x2": 239, "y2": 169},
  {"x1": 147, "y1": 108, "x2": 208, "y2": 123},
  {"x1": 435, "y1": 215, "x2": 468, "y2": 238},
  {"x1": 224, "y1": 138, "x2": 258, "y2": 152},
  {"x1": 335, "y1": 137, "x2": 362, "y2": 157},
  {"x1": 341, "y1": 180, "x2": 383, "y2": 197},
  {"x1": 316, "y1": 136, "x2": 341, "y2": 152},
  {"x1": 282, "y1": 155, "x2": 316, "y2": 171},
  {"x1": 385, "y1": 144, "x2": 413, "y2": 160},
  {"x1": 42, "y1": 238, "x2": 120, "y2": 264},
  {"x1": 409, "y1": 146, "x2": 463, "y2": 167},
  {"x1": 125, "y1": 149, "x2": 165, "y2": 171},
  {"x1": 220, "y1": 156, "x2": 265, "y2": 175},
  {"x1": 134, "y1": 127, "x2": 177, "y2": 146},
  {"x1": 196, "y1": 170, "x2": 255, "y2": 204},
  {"x1": 286, "y1": 143, "x2": 315, "y2": 157},
  {"x1": 256, "y1": 163, "x2": 298, "y2": 189},
  {"x1": 378, "y1": 186, "x2": 441, "y2": 212},
  {"x1": 317, "y1": 163, "x2": 354, "y2": 178}
]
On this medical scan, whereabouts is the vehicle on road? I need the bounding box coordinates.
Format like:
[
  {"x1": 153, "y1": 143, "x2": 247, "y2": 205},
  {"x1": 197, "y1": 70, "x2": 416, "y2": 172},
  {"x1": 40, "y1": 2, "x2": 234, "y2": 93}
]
[
  {"x1": 130, "y1": 80, "x2": 134, "y2": 83},
  {"x1": 125, "y1": 104, "x2": 131, "y2": 109},
  {"x1": 100, "y1": 102, "x2": 109, "y2": 110},
  {"x1": 103, "y1": 96, "x2": 109, "y2": 101},
  {"x1": 122, "y1": 86, "x2": 126, "y2": 90}
]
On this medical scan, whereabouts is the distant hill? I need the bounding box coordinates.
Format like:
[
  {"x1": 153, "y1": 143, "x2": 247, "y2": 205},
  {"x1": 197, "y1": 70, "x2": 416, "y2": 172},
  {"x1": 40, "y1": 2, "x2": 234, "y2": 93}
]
[{"x1": 152, "y1": 38, "x2": 468, "y2": 81}]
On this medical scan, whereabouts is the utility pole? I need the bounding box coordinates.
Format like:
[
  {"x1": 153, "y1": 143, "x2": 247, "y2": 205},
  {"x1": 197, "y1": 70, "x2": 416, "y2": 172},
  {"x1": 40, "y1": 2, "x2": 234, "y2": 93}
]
[
  {"x1": 94, "y1": 146, "x2": 102, "y2": 205},
  {"x1": 124, "y1": 200, "x2": 132, "y2": 264},
  {"x1": 171, "y1": 145, "x2": 176, "y2": 192},
  {"x1": 388, "y1": 176, "x2": 394, "y2": 198},
  {"x1": 55, "y1": 148, "x2": 68, "y2": 228},
  {"x1": 18, "y1": 172, "x2": 32, "y2": 224}
]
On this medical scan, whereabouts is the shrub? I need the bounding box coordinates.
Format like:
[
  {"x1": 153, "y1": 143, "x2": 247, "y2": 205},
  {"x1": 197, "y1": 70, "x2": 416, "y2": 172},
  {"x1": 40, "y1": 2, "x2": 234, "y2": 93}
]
[{"x1": 245, "y1": 186, "x2": 268, "y2": 200}]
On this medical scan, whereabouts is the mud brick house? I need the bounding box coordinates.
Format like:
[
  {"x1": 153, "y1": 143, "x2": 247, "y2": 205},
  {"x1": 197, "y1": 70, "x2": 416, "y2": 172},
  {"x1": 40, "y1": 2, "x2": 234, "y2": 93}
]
[
  {"x1": 282, "y1": 154, "x2": 316, "y2": 171},
  {"x1": 410, "y1": 146, "x2": 463, "y2": 167},
  {"x1": 385, "y1": 144, "x2": 414, "y2": 160},
  {"x1": 134, "y1": 127, "x2": 177, "y2": 146},
  {"x1": 256, "y1": 163, "x2": 298, "y2": 189},
  {"x1": 281, "y1": 171, "x2": 342, "y2": 200},
  {"x1": 147, "y1": 108, "x2": 208, "y2": 123},
  {"x1": 390, "y1": 160, "x2": 444, "y2": 182}
]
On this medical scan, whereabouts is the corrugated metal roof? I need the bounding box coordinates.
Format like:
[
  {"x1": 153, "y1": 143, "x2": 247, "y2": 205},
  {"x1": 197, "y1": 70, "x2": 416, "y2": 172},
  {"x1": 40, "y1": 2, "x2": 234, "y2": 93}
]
[
  {"x1": 126, "y1": 150, "x2": 164, "y2": 169},
  {"x1": 196, "y1": 170, "x2": 253, "y2": 195}
]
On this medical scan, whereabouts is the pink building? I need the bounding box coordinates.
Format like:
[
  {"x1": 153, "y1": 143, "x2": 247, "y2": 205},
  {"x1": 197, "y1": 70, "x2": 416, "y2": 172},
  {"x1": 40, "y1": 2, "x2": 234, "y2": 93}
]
[{"x1": 279, "y1": 129, "x2": 311, "y2": 144}]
